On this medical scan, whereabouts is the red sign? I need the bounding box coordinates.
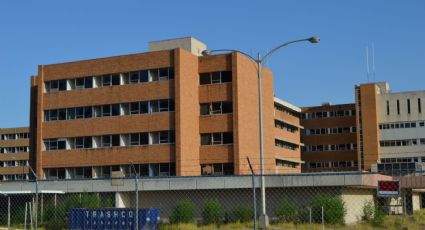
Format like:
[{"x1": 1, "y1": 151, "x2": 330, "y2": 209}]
[{"x1": 377, "y1": 180, "x2": 400, "y2": 197}]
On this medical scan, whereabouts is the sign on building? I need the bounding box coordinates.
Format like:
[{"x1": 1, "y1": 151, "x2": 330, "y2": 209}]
[{"x1": 377, "y1": 180, "x2": 400, "y2": 197}]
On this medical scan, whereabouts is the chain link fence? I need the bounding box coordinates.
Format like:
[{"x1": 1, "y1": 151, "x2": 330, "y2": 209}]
[{"x1": 0, "y1": 171, "x2": 424, "y2": 229}]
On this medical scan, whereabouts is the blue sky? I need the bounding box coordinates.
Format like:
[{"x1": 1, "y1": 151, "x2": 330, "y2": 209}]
[{"x1": 0, "y1": 1, "x2": 424, "y2": 128}]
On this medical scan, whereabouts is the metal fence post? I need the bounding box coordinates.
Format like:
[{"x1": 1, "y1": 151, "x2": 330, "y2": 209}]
[
  {"x1": 247, "y1": 157, "x2": 257, "y2": 230},
  {"x1": 25, "y1": 202, "x2": 28, "y2": 230},
  {"x1": 321, "y1": 206, "x2": 324, "y2": 229},
  {"x1": 129, "y1": 161, "x2": 139, "y2": 230},
  {"x1": 7, "y1": 195, "x2": 10, "y2": 230},
  {"x1": 309, "y1": 207, "x2": 312, "y2": 224}
]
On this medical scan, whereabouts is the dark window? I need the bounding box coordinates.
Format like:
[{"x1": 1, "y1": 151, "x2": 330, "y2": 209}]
[
  {"x1": 211, "y1": 72, "x2": 221, "y2": 83},
  {"x1": 140, "y1": 133, "x2": 149, "y2": 145},
  {"x1": 102, "y1": 75, "x2": 111, "y2": 86},
  {"x1": 159, "y1": 100, "x2": 170, "y2": 112},
  {"x1": 112, "y1": 104, "x2": 120, "y2": 116},
  {"x1": 159, "y1": 131, "x2": 170, "y2": 144},
  {"x1": 67, "y1": 108, "x2": 76, "y2": 120},
  {"x1": 201, "y1": 134, "x2": 211, "y2": 145},
  {"x1": 149, "y1": 69, "x2": 159, "y2": 81},
  {"x1": 76, "y1": 107, "x2": 84, "y2": 119},
  {"x1": 419, "y1": 98, "x2": 422, "y2": 113},
  {"x1": 84, "y1": 77, "x2": 93, "y2": 88},
  {"x1": 169, "y1": 68, "x2": 174, "y2": 80},
  {"x1": 49, "y1": 110, "x2": 58, "y2": 121},
  {"x1": 75, "y1": 137, "x2": 84, "y2": 149},
  {"x1": 102, "y1": 136, "x2": 111, "y2": 147},
  {"x1": 200, "y1": 104, "x2": 209, "y2": 115},
  {"x1": 407, "y1": 99, "x2": 411, "y2": 114},
  {"x1": 57, "y1": 139, "x2": 66, "y2": 150},
  {"x1": 130, "y1": 72, "x2": 139, "y2": 83},
  {"x1": 112, "y1": 74, "x2": 120, "y2": 85},
  {"x1": 130, "y1": 102, "x2": 139, "y2": 115},
  {"x1": 221, "y1": 71, "x2": 232, "y2": 82},
  {"x1": 84, "y1": 107, "x2": 92, "y2": 118},
  {"x1": 58, "y1": 80, "x2": 67, "y2": 91},
  {"x1": 130, "y1": 133, "x2": 139, "y2": 145},
  {"x1": 58, "y1": 109, "x2": 67, "y2": 120},
  {"x1": 150, "y1": 101, "x2": 159, "y2": 113},
  {"x1": 222, "y1": 102, "x2": 233, "y2": 113},
  {"x1": 140, "y1": 102, "x2": 149, "y2": 114},
  {"x1": 140, "y1": 70, "x2": 149, "y2": 82},
  {"x1": 50, "y1": 80, "x2": 59, "y2": 91},
  {"x1": 102, "y1": 105, "x2": 111, "y2": 117},
  {"x1": 84, "y1": 137, "x2": 92, "y2": 148},
  {"x1": 223, "y1": 132, "x2": 233, "y2": 144},
  {"x1": 112, "y1": 135, "x2": 120, "y2": 147},
  {"x1": 159, "y1": 68, "x2": 169, "y2": 80},
  {"x1": 200, "y1": 73, "x2": 211, "y2": 85},
  {"x1": 76, "y1": 78, "x2": 85, "y2": 88},
  {"x1": 386, "y1": 100, "x2": 390, "y2": 115},
  {"x1": 397, "y1": 100, "x2": 400, "y2": 114}
]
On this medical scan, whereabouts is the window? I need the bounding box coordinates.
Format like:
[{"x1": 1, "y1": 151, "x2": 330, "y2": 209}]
[
  {"x1": 130, "y1": 102, "x2": 140, "y2": 115},
  {"x1": 199, "y1": 71, "x2": 232, "y2": 85},
  {"x1": 58, "y1": 80, "x2": 67, "y2": 91},
  {"x1": 84, "y1": 107, "x2": 92, "y2": 118},
  {"x1": 67, "y1": 108, "x2": 76, "y2": 120},
  {"x1": 419, "y1": 98, "x2": 422, "y2": 114},
  {"x1": 112, "y1": 104, "x2": 120, "y2": 116},
  {"x1": 76, "y1": 78, "x2": 85, "y2": 89},
  {"x1": 386, "y1": 100, "x2": 390, "y2": 115},
  {"x1": 130, "y1": 71, "x2": 140, "y2": 84},
  {"x1": 101, "y1": 135, "x2": 111, "y2": 147},
  {"x1": 201, "y1": 132, "x2": 233, "y2": 145},
  {"x1": 397, "y1": 100, "x2": 400, "y2": 114},
  {"x1": 102, "y1": 105, "x2": 111, "y2": 117},
  {"x1": 112, "y1": 135, "x2": 120, "y2": 146},
  {"x1": 45, "y1": 138, "x2": 66, "y2": 151},
  {"x1": 150, "y1": 101, "x2": 159, "y2": 113},
  {"x1": 84, "y1": 77, "x2": 93, "y2": 88},
  {"x1": 130, "y1": 133, "x2": 140, "y2": 145},
  {"x1": 407, "y1": 99, "x2": 411, "y2": 114},
  {"x1": 102, "y1": 75, "x2": 112, "y2": 86},
  {"x1": 111, "y1": 74, "x2": 120, "y2": 85},
  {"x1": 140, "y1": 101, "x2": 149, "y2": 113},
  {"x1": 76, "y1": 107, "x2": 84, "y2": 119},
  {"x1": 200, "y1": 101, "x2": 233, "y2": 115},
  {"x1": 58, "y1": 109, "x2": 66, "y2": 120}
]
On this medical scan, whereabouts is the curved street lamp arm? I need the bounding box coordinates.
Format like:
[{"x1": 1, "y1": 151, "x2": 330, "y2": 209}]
[
  {"x1": 203, "y1": 49, "x2": 258, "y2": 63},
  {"x1": 260, "y1": 38, "x2": 313, "y2": 63}
]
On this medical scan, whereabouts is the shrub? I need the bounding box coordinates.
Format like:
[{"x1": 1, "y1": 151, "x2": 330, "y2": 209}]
[
  {"x1": 170, "y1": 200, "x2": 196, "y2": 224},
  {"x1": 202, "y1": 199, "x2": 223, "y2": 225},
  {"x1": 371, "y1": 205, "x2": 385, "y2": 227},
  {"x1": 362, "y1": 201, "x2": 374, "y2": 222},
  {"x1": 275, "y1": 197, "x2": 298, "y2": 223},
  {"x1": 226, "y1": 206, "x2": 253, "y2": 223},
  {"x1": 310, "y1": 193, "x2": 346, "y2": 225}
]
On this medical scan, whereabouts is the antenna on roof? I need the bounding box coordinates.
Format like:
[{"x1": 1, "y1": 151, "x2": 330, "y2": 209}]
[
  {"x1": 366, "y1": 46, "x2": 370, "y2": 82},
  {"x1": 372, "y1": 43, "x2": 376, "y2": 82}
]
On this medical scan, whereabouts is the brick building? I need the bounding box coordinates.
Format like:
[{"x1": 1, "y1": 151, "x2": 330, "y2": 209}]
[
  {"x1": 300, "y1": 82, "x2": 425, "y2": 174},
  {"x1": 0, "y1": 127, "x2": 30, "y2": 180},
  {"x1": 29, "y1": 37, "x2": 302, "y2": 179}
]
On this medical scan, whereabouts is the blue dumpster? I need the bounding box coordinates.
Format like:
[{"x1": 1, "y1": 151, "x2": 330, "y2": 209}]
[{"x1": 68, "y1": 208, "x2": 160, "y2": 230}]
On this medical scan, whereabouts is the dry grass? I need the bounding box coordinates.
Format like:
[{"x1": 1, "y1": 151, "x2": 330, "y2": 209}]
[{"x1": 159, "y1": 210, "x2": 425, "y2": 229}]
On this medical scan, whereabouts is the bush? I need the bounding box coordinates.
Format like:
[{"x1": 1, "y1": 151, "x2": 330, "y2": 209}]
[
  {"x1": 371, "y1": 205, "x2": 385, "y2": 227},
  {"x1": 225, "y1": 206, "x2": 253, "y2": 223},
  {"x1": 275, "y1": 197, "x2": 298, "y2": 223},
  {"x1": 362, "y1": 201, "x2": 374, "y2": 222},
  {"x1": 170, "y1": 200, "x2": 196, "y2": 224},
  {"x1": 310, "y1": 193, "x2": 346, "y2": 225},
  {"x1": 202, "y1": 199, "x2": 223, "y2": 225}
]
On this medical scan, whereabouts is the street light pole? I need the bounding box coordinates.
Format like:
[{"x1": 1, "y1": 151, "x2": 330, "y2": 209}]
[
  {"x1": 129, "y1": 161, "x2": 139, "y2": 230},
  {"x1": 27, "y1": 164, "x2": 38, "y2": 230},
  {"x1": 202, "y1": 36, "x2": 319, "y2": 229}
]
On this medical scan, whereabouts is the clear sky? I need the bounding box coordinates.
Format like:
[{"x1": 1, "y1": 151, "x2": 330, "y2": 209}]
[{"x1": 0, "y1": 1, "x2": 424, "y2": 128}]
